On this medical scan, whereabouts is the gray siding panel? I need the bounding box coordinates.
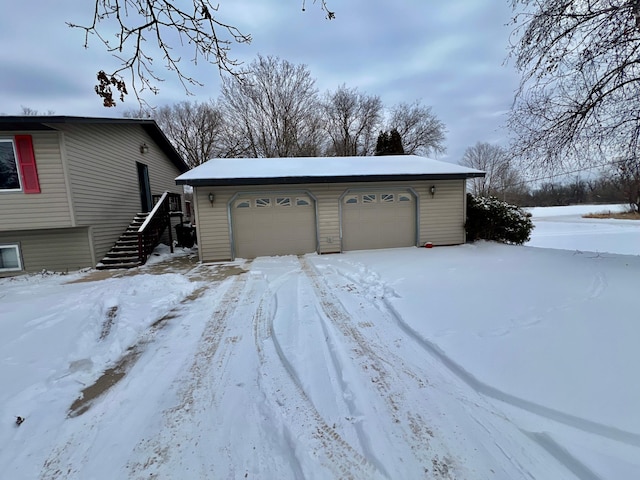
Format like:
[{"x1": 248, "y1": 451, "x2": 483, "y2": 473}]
[
  {"x1": 0, "y1": 227, "x2": 92, "y2": 276},
  {"x1": 62, "y1": 124, "x2": 184, "y2": 261},
  {"x1": 194, "y1": 179, "x2": 468, "y2": 261},
  {"x1": 0, "y1": 131, "x2": 73, "y2": 231}
]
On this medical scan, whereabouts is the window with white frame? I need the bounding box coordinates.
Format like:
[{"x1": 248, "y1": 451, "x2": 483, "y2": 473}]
[
  {"x1": 381, "y1": 193, "x2": 395, "y2": 203},
  {"x1": 276, "y1": 197, "x2": 291, "y2": 207},
  {"x1": 235, "y1": 199, "x2": 250, "y2": 208},
  {"x1": 296, "y1": 197, "x2": 311, "y2": 206},
  {"x1": 255, "y1": 198, "x2": 271, "y2": 208},
  {"x1": 0, "y1": 140, "x2": 21, "y2": 191},
  {"x1": 0, "y1": 244, "x2": 22, "y2": 272},
  {"x1": 343, "y1": 195, "x2": 358, "y2": 204},
  {"x1": 362, "y1": 193, "x2": 377, "y2": 204},
  {"x1": 398, "y1": 193, "x2": 412, "y2": 202}
]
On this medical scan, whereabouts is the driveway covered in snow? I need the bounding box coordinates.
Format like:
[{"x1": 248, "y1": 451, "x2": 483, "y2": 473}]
[{"x1": 2, "y1": 218, "x2": 640, "y2": 478}]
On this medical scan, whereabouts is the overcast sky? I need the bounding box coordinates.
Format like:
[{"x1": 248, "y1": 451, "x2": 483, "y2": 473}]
[{"x1": 0, "y1": 1, "x2": 521, "y2": 164}]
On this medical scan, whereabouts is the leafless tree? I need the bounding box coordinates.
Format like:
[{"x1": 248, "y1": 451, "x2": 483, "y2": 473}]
[
  {"x1": 124, "y1": 100, "x2": 237, "y2": 167},
  {"x1": 321, "y1": 85, "x2": 383, "y2": 156},
  {"x1": 386, "y1": 101, "x2": 446, "y2": 157},
  {"x1": 462, "y1": 142, "x2": 519, "y2": 198},
  {"x1": 610, "y1": 157, "x2": 640, "y2": 211},
  {"x1": 69, "y1": 1, "x2": 334, "y2": 107},
  {"x1": 509, "y1": 1, "x2": 640, "y2": 170},
  {"x1": 219, "y1": 55, "x2": 323, "y2": 158},
  {"x1": 20, "y1": 107, "x2": 55, "y2": 116}
]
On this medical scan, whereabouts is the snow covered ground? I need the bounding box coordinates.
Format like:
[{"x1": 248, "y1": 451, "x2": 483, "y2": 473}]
[
  {"x1": 527, "y1": 203, "x2": 640, "y2": 256},
  {"x1": 1, "y1": 206, "x2": 639, "y2": 479}
]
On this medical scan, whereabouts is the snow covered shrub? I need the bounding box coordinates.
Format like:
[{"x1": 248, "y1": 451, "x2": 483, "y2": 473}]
[{"x1": 465, "y1": 193, "x2": 534, "y2": 245}]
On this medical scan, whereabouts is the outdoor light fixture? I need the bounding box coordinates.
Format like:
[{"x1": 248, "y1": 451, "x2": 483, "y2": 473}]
[
  {"x1": 140, "y1": 143, "x2": 149, "y2": 154},
  {"x1": 430, "y1": 185, "x2": 436, "y2": 197},
  {"x1": 208, "y1": 192, "x2": 215, "y2": 206}
]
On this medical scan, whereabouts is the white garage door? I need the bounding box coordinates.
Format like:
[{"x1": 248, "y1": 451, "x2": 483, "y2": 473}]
[
  {"x1": 231, "y1": 194, "x2": 317, "y2": 259},
  {"x1": 342, "y1": 191, "x2": 416, "y2": 251}
]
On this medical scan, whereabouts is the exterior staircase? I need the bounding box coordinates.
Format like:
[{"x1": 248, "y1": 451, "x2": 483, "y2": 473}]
[{"x1": 96, "y1": 213, "x2": 149, "y2": 270}]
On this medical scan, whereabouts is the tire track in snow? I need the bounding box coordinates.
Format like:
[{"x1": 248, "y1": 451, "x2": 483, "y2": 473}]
[
  {"x1": 329, "y1": 260, "x2": 640, "y2": 451},
  {"x1": 252, "y1": 265, "x2": 386, "y2": 480},
  {"x1": 128, "y1": 273, "x2": 249, "y2": 478},
  {"x1": 39, "y1": 284, "x2": 215, "y2": 480},
  {"x1": 299, "y1": 258, "x2": 458, "y2": 478}
]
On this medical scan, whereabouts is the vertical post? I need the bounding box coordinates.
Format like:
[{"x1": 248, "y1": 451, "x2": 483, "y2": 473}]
[{"x1": 137, "y1": 232, "x2": 146, "y2": 264}]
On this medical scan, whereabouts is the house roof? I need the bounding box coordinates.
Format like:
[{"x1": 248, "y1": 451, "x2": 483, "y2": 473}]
[
  {"x1": 0, "y1": 116, "x2": 189, "y2": 173},
  {"x1": 175, "y1": 155, "x2": 485, "y2": 186}
]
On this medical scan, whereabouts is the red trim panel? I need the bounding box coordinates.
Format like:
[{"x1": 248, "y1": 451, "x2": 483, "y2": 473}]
[{"x1": 15, "y1": 135, "x2": 40, "y2": 194}]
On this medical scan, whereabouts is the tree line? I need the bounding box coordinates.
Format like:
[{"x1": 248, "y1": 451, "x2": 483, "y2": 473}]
[{"x1": 125, "y1": 55, "x2": 446, "y2": 167}]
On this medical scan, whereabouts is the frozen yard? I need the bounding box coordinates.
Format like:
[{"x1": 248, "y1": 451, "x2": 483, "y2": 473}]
[{"x1": 1, "y1": 205, "x2": 639, "y2": 479}]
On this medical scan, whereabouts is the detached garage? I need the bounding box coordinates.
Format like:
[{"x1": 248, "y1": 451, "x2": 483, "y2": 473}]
[{"x1": 176, "y1": 155, "x2": 484, "y2": 261}]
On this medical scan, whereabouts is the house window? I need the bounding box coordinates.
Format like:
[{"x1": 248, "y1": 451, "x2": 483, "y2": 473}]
[
  {"x1": 255, "y1": 198, "x2": 271, "y2": 208},
  {"x1": 296, "y1": 197, "x2": 311, "y2": 206},
  {"x1": 0, "y1": 244, "x2": 22, "y2": 272},
  {"x1": 381, "y1": 193, "x2": 395, "y2": 203},
  {"x1": 362, "y1": 194, "x2": 377, "y2": 204},
  {"x1": 276, "y1": 197, "x2": 291, "y2": 207},
  {"x1": 0, "y1": 140, "x2": 20, "y2": 191},
  {"x1": 0, "y1": 136, "x2": 40, "y2": 193}
]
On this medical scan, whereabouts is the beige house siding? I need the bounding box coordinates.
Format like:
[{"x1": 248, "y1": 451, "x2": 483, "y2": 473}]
[
  {"x1": 61, "y1": 123, "x2": 184, "y2": 261},
  {"x1": 0, "y1": 131, "x2": 73, "y2": 231},
  {"x1": 0, "y1": 227, "x2": 92, "y2": 276},
  {"x1": 194, "y1": 179, "x2": 467, "y2": 262},
  {"x1": 419, "y1": 180, "x2": 466, "y2": 246}
]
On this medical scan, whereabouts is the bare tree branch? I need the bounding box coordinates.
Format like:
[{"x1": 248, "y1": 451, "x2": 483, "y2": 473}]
[
  {"x1": 69, "y1": 1, "x2": 335, "y2": 107},
  {"x1": 321, "y1": 85, "x2": 383, "y2": 156},
  {"x1": 219, "y1": 55, "x2": 323, "y2": 158},
  {"x1": 509, "y1": 0, "x2": 640, "y2": 170}
]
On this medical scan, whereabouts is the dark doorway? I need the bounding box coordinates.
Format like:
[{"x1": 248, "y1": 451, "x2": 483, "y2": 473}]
[{"x1": 137, "y1": 162, "x2": 152, "y2": 212}]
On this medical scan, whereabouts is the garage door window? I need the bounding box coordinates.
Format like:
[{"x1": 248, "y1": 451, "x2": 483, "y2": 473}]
[
  {"x1": 398, "y1": 194, "x2": 412, "y2": 202},
  {"x1": 381, "y1": 193, "x2": 394, "y2": 203},
  {"x1": 235, "y1": 199, "x2": 250, "y2": 208},
  {"x1": 344, "y1": 195, "x2": 358, "y2": 204},
  {"x1": 0, "y1": 244, "x2": 22, "y2": 272},
  {"x1": 276, "y1": 197, "x2": 291, "y2": 207},
  {"x1": 255, "y1": 198, "x2": 271, "y2": 208},
  {"x1": 296, "y1": 197, "x2": 311, "y2": 206},
  {"x1": 362, "y1": 194, "x2": 377, "y2": 204}
]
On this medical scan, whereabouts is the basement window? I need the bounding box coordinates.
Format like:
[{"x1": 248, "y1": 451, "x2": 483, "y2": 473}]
[{"x1": 0, "y1": 244, "x2": 22, "y2": 272}]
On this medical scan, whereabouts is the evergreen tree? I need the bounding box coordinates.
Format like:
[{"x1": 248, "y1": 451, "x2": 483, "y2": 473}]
[{"x1": 375, "y1": 129, "x2": 405, "y2": 156}]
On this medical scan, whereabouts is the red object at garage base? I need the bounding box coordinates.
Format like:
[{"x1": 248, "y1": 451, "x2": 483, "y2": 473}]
[{"x1": 424, "y1": 242, "x2": 433, "y2": 248}]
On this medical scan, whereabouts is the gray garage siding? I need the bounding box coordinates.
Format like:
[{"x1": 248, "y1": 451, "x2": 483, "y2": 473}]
[
  {"x1": 0, "y1": 227, "x2": 93, "y2": 277},
  {"x1": 0, "y1": 131, "x2": 73, "y2": 232},
  {"x1": 194, "y1": 179, "x2": 467, "y2": 262},
  {"x1": 61, "y1": 123, "x2": 184, "y2": 262}
]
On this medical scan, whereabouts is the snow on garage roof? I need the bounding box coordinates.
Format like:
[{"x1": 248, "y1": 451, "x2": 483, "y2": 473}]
[{"x1": 176, "y1": 155, "x2": 485, "y2": 186}]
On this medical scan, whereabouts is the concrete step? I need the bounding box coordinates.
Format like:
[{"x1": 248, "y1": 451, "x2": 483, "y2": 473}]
[{"x1": 96, "y1": 261, "x2": 141, "y2": 270}]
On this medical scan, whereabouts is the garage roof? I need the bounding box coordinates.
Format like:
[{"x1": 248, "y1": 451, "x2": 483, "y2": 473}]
[{"x1": 176, "y1": 155, "x2": 485, "y2": 186}]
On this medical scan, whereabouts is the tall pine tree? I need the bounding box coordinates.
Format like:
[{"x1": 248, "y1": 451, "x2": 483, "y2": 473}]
[{"x1": 375, "y1": 129, "x2": 405, "y2": 155}]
